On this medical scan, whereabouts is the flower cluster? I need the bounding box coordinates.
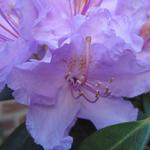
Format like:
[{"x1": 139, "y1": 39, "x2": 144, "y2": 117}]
[{"x1": 0, "y1": 0, "x2": 150, "y2": 150}]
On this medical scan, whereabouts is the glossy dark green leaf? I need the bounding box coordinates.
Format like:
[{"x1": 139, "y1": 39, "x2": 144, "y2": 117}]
[
  {"x1": 143, "y1": 94, "x2": 150, "y2": 116},
  {"x1": 78, "y1": 118, "x2": 150, "y2": 150},
  {"x1": 0, "y1": 123, "x2": 43, "y2": 150},
  {"x1": 138, "y1": 111, "x2": 148, "y2": 120}
]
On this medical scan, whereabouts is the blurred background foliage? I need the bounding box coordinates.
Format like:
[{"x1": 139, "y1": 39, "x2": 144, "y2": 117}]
[{"x1": 0, "y1": 86, "x2": 13, "y2": 101}]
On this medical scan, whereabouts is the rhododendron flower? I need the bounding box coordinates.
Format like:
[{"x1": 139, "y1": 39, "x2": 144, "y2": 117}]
[
  {"x1": 8, "y1": 34, "x2": 138, "y2": 150},
  {"x1": 26, "y1": 0, "x2": 148, "y2": 49},
  {"x1": 101, "y1": 0, "x2": 148, "y2": 33},
  {"x1": 22, "y1": 0, "x2": 103, "y2": 48},
  {"x1": 5, "y1": 0, "x2": 150, "y2": 150},
  {"x1": 0, "y1": 0, "x2": 38, "y2": 91}
]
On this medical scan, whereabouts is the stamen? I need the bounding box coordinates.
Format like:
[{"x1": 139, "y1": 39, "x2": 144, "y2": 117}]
[
  {"x1": 70, "y1": 0, "x2": 103, "y2": 16},
  {"x1": 66, "y1": 72, "x2": 112, "y2": 103},
  {"x1": 81, "y1": 91, "x2": 99, "y2": 103},
  {"x1": 70, "y1": 86, "x2": 82, "y2": 99},
  {"x1": 96, "y1": 80, "x2": 112, "y2": 97},
  {"x1": 81, "y1": 0, "x2": 91, "y2": 15},
  {"x1": 7, "y1": 14, "x2": 18, "y2": 28},
  {"x1": 82, "y1": 80, "x2": 98, "y2": 95},
  {"x1": 0, "y1": 33, "x2": 13, "y2": 41},
  {"x1": 71, "y1": 0, "x2": 92, "y2": 15},
  {"x1": 84, "y1": 36, "x2": 91, "y2": 76},
  {"x1": 0, "y1": 8, "x2": 19, "y2": 38},
  {"x1": 73, "y1": 0, "x2": 78, "y2": 15},
  {"x1": 0, "y1": 23, "x2": 18, "y2": 38},
  {"x1": 65, "y1": 37, "x2": 112, "y2": 103}
]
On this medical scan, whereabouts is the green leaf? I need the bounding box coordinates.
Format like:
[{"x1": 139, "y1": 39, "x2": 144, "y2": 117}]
[
  {"x1": 143, "y1": 94, "x2": 150, "y2": 116},
  {"x1": 78, "y1": 118, "x2": 150, "y2": 150},
  {"x1": 138, "y1": 111, "x2": 148, "y2": 120},
  {"x1": 0, "y1": 123, "x2": 43, "y2": 150}
]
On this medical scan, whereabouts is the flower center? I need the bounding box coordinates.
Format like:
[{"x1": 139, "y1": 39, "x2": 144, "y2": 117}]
[{"x1": 65, "y1": 36, "x2": 112, "y2": 103}]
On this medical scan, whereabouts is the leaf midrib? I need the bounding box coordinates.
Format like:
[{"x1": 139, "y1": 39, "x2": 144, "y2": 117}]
[{"x1": 110, "y1": 119, "x2": 150, "y2": 150}]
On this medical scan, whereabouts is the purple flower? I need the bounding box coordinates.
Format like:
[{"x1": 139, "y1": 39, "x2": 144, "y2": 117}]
[
  {"x1": 28, "y1": 0, "x2": 148, "y2": 49},
  {"x1": 0, "y1": 0, "x2": 38, "y2": 91},
  {"x1": 8, "y1": 33, "x2": 139, "y2": 149},
  {"x1": 29, "y1": 0, "x2": 103, "y2": 48},
  {"x1": 6, "y1": 0, "x2": 150, "y2": 150},
  {"x1": 101, "y1": 0, "x2": 148, "y2": 33}
]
